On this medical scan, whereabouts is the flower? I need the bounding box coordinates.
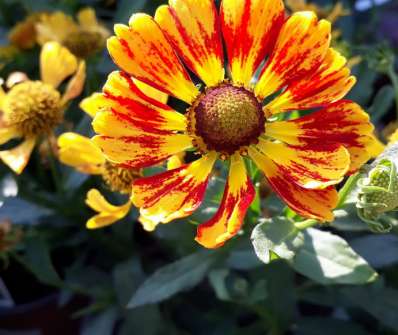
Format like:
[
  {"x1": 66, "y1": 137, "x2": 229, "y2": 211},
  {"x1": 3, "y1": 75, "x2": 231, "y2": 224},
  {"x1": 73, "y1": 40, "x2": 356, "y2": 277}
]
[
  {"x1": 91, "y1": 0, "x2": 379, "y2": 248},
  {"x1": 0, "y1": 42, "x2": 85, "y2": 174},
  {"x1": 58, "y1": 80, "x2": 171, "y2": 230},
  {"x1": 36, "y1": 8, "x2": 110, "y2": 58},
  {"x1": 285, "y1": 0, "x2": 350, "y2": 25}
]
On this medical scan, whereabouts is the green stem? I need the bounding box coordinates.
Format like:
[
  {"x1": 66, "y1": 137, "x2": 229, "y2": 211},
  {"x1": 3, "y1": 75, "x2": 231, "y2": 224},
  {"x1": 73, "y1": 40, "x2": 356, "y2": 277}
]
[
  {"x1": 336, "y1": 173, "x2": 362, "y2": 208},
  {"x1": 294, "y1": 219, "x2": 318, "y2": 230},
  {"x1": 47, "y1": 138, "x2": 63, "y2": 195},
  {"x1": 387, "y1": 64, "x2": 398, "y2": 119}
]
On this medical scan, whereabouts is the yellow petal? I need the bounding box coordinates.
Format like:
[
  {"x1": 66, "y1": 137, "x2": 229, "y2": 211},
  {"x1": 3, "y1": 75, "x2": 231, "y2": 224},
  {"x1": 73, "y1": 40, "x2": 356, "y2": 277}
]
[
  {"x1": 77, "y1": 8, "x2": 99, "y2": 29},
  {"x1": 196, "y1": 154, "x2": 255, "y2": 248},
  {"x1": 58, "y1": 132, "x2": 105, "y2": 173},
  {"x1": 132, "y1": 152, "x2": 217, "y2": 224},
  {"x1": 62, "y1": 61, "x2": 86, "y2": 104},
  {"x1": 167, "y1": 152, "x2": 185, "y2": 170},
  {"x1": 85, "y1": 189, "x2": 131, "y2": 229},
  {"x1": 138, "y1": 215, "x2": 159, "y2": 232},
  {"x1": 108, "y1": 14, "x2": 199, "y2": 104},
  {"x1": 0, "y1": 137, "x2": 36, "y2": 174},
  {"x1": 40, "y1": 42, "x2": 78, "y2": 88},
  {"x1": 255, "y1": 11, "x2": 331, "y2": 99},
  {"x1": 36, "y1": 12, "x2": 78, "y2": 45},
  {"x1": 80, "y1": 93, "x2": 109, "y2": 118},
  {"x1": 0, "y1": 126, "x2": 21, "y2": 145},
  {"x1": 133, "y1": 79, "x2": 168, "y2": 104},
  {"x1": 155, "y1": 0, "x2": 225, "y2": 87}
]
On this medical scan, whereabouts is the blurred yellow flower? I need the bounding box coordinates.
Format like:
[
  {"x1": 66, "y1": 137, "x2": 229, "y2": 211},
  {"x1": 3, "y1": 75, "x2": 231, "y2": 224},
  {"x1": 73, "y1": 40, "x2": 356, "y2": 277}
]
[
  {"x1": 285, "y1": 0, "x2": 350, "y2": 25},
  {"x1": 36, "y1": 8, "x2": 110, "y2": 58},
  {"x1": 0, "y1": 42, "x2": 85, "y2": 174}
]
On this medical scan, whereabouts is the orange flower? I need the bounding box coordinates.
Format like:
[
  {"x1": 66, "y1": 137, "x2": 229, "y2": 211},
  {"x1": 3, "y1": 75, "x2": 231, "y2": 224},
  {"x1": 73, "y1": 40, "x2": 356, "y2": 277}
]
[{"x1": 90, "y1": 0, "x2": 379, "y2": 248}]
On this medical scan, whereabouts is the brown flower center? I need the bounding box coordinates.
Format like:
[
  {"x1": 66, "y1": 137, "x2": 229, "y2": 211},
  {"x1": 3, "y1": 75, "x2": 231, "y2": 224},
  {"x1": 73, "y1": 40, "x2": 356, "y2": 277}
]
[
  {"x1": 63, "y1": 30, "x2": 104, "y2": 58},
  {"x1": 102, "y1": 162, "x2": 141, "y2": 194},
  {"x1": 3, "y1": 80, "x2": 62, "y2": 137},
  {"x1": 188, "y1": 83, "x2": 265, "y2": 155}
]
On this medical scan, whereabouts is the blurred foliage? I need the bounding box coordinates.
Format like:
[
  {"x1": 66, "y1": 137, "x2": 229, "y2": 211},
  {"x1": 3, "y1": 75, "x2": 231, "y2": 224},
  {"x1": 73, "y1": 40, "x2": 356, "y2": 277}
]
[{"x1": 0, "y1": 0, "x2": 398, "y2": 334}]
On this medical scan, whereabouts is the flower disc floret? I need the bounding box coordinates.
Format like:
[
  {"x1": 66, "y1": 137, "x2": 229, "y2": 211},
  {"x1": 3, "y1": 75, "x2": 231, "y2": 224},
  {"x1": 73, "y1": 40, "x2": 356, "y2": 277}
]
[
  {"x1": 188, "y1": 83, "x2": 265, "y2": 155},
  {"x1": 3, "y1": 80, "x2": 62, "y2": 137},
  {"x1": 102, "y1": 161, "x2": 141, "y2": 194}
]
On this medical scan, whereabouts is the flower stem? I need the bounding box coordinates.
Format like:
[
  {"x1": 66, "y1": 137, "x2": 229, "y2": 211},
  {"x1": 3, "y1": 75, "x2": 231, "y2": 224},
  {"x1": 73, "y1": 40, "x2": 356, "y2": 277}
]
[
  {"x1": 387, "y1": 64, "x2": 398, "y2": 119},
  {"x1": 294, "y1": 219, "x2": 318, "y2": 230}
]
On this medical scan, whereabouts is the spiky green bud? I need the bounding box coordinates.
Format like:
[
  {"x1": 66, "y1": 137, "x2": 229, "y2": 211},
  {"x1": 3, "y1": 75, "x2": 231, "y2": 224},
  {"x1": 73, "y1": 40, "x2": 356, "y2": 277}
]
[{"x1": 357, "y1": 158, "x2": 398, "y2": 232}]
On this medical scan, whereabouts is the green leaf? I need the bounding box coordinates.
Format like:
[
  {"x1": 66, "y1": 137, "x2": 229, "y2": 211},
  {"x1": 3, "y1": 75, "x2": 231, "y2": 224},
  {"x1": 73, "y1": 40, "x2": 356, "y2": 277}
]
[
  {"x1": 293, "y1": 228, "x2": 378, "y2": 285},
  {"x1": 81, "y1": 308, "x2": 118, "y2": 335},
  {"x1": 251, "y1": 217, "x2": 377, "y2": 284},
  {"x1": 251, "y1": 217, "x2": 304, "y2": 263},
  {"x1": 128, "y1": 251, "x2": 219, "y2": 308},
  {"x1": 351, "y1": 235, "x2": 398, "y2": 268},
  {"x1": 369, "y1": 85, "x2": 395, "y2": 123},
  {"x1": 21, "y1": 236, "x2": 62, "y2": 287},
  {"x1": 296, "y1": 317, "x2": 372, "y2": 335}
]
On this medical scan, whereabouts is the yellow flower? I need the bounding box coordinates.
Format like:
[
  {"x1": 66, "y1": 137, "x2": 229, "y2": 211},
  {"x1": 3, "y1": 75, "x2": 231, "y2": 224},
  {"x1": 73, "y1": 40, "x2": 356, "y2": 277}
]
[
  {"x1": 91, "y1": 0, "x2": 378, "y2": 248},
  {"x1": 0, "y1": 42, "x2": 85, "y2": 174},
  {"x1": 58, "y1": 81, "x2": 172, "y2": 230},
  {"x1": 36, "y1": 8, "x2": 110, "y2": 58},
  {"x1": 285, "y1": 0, "x2": 350, "y2": 25}
]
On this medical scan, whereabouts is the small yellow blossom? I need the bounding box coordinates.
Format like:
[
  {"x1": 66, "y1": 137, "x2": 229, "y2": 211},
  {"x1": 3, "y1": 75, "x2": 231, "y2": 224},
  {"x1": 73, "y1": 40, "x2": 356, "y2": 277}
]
[
  {"x1": 0, "y1": 42, "x2": 85, "y2": 174},
  {"x1": 36, "y1": 8, "x2": 110, "y2": 58}
]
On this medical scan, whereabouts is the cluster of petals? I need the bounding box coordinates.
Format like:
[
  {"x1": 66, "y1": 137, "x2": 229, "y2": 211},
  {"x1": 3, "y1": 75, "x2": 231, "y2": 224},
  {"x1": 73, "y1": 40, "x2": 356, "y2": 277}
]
[{"x1": 87, "y1": 0, "x2": 381, "y2": 248}]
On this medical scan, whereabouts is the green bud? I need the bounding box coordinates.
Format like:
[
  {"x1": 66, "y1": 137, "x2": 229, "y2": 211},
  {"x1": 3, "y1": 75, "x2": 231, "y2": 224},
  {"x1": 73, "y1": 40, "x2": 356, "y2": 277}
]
[
  {"x1": 357, "y1": 158, "x2": 398, "y2": 232},
  {"x1": 365, "y1": 43, "x2": 395, "y2": 74}
]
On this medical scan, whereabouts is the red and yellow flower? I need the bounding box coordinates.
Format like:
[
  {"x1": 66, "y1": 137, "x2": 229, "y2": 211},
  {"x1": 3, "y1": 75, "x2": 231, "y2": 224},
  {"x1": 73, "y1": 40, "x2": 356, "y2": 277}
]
[
  {"x1": 89, "y1": 0, "x2": 381, "y2": 248},
  {"x1": 0, "y1": 42, "x2": 85, "y2": 174}
]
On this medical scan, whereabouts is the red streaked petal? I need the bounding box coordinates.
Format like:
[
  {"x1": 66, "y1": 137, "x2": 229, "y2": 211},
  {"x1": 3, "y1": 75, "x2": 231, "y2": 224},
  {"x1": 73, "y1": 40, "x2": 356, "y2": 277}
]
[
  {"x1": 155, "y1": 0, "x2": 224, "y2": 87},
  {"x1": 92, "y1": 110, "x2": 192, "y2": 168},
  {"x1": 255, "y1": 11, "x2": 331, "y2": 99},
  {"x1": 267, "y1": 48, "x2": 356, "y2": 113},
  {"x1": 249, "y1": 147, "x2": 337, "y2": 221},
  {"x1": 267, "y1": 100, "x2": 374, "y2": 172},
  {"x1": 256, "y1": 138, "x2": 349, "y2": 189},
  {"x1": 108, "y1": 13, "x2": 199, "y2": 104},
  {"x1": 131, "y1": 152, "x2": 217, "y2": 223},
  {"x1": 195, "y1": 154, "x2": 255, "y2": 249},
  {"x1": 221, "y1": 0, "x2": 285, "y2": 88}
]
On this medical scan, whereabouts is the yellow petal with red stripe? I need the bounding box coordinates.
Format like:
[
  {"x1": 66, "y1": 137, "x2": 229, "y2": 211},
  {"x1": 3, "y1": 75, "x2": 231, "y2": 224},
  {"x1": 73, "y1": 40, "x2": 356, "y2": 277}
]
[
  {"x1": 58, "y1": 132, "x2": 105, "y2": 174},
  {"x1": 256, "y1": 138, "x2": 349, "y2": 189},
  {"x1": 249, "y1": 147, "x2": 337, "y2": 221},
  {"x1": 221, "y1": 0, "x2": 285, "y2": 87},
  {"x1": 155, "y1": 0, "x2": 224, "y2": 87},
  {"x1": 40, "y1": 42, "x2": 78, "y2": 88},
  {"x1": 108, "y1": 14, "x2": 199, "y2": 104},
  {"x1": 0, "y1": 137, "x2": 36, "y2": 174},
  {"x1": 196, "y1": 154, "x2": 255, "y2": 249},
  {"x1": 92, "y1": 111, "x2": 192, "y2": 168},
  {"x1": 81, "y1": 71, "x2": 174, "y2": 119},
  {"x1": 134, "y1": 79, "x2": 168, "y2": 104},
  {"x1": 267, "y1": 100, "x2": 374, "y2": 173},
  {"x1": 266, "y1": 48, "x2": 356, "y2": 113},
  {"x1": 131, "y1": 152, "x2": 217, "y2": 224},
  {"x1": 255, "y1": 12, "x2": 331, "y2": 99},
  {"x1": 85, "y1": 189, "x2": 131, "y2": 229}
]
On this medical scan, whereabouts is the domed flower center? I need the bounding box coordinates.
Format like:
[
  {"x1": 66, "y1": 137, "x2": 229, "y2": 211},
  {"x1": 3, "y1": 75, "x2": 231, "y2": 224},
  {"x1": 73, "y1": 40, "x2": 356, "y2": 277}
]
[
  {"x1": 63, "y1": 30, "x2": 104, "y2": 58},
  {"x1": 102, "y1": 162, "x2": 141, "y2": 194},
  {"x1": 3, "y1": 81, "x2": 62, "y2": 137},
  {"x1": 189, "y1": 83, "x2": 265, "y2": 155}
]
